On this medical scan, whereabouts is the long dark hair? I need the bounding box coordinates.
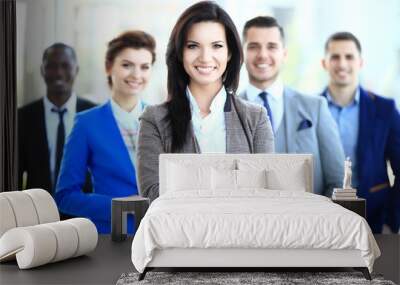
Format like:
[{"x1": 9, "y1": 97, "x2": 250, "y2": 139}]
[{"x1": 166, "y1": 1, "x2": 243, "y2": 152}]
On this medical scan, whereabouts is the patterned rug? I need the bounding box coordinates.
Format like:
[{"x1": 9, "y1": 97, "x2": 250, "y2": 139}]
[{"x1": 117, "y1": 271, "x2": 396, "y2": 285}]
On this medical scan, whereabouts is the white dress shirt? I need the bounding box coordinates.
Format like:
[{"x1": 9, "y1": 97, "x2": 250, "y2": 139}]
[
  {"x1": 187, "y1": 86, "x2": 227, "y2": 153},
  {"x1": 110, "y1": 98, "x2": 144, "y2": 167},
  {"x1": 245, "y1": 77, "x2": 284, "y2": 132},
  {"x1": 43, "y1": 93, "x2": 77, "y2": 186}
]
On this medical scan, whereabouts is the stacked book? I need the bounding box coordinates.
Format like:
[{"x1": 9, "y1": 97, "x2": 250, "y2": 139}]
[{"x1": 332, "y1": 188, "x2": 357, "y2": 200}]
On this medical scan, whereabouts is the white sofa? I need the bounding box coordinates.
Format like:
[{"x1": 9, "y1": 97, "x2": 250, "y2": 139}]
[
  {"x1": 132, "y1": 154, "x2": 379, "y2": 281},
  {"x1": 0, "y1": 189, "x2": 98, "y2": 269}
]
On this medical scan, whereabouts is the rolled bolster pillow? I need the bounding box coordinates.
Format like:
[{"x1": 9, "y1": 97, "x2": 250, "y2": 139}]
[
  {"x1": 0, "y1": 225, "x2": 57, "y2": 268},
  {"x1": 0, "y1": 218, "x2": 98, "y2": 269},
  {"x1": 0, "y1": 191, "x2": 40, "y2": 229},
  {"x1": 42, "y1": 221, "x2": 79, "y2": 263},
  {"x1": 0, "y1": 195, "x2": 17, "y2": 237},
  {"x1": 64, "y1": 218, "x2": 98, "y2": 257},
  {"x1": 0, "y1": 189, "x2": 60, "y2": 238},
  {"x1": 24, "y1": 188, "x2": 60, "y2": 224}
]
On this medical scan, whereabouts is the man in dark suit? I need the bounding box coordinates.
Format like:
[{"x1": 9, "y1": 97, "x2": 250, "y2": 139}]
[
  {"x1": 321, "y1": 32, "x2": 400, "y2": 233},
  {"x1": 18, "y1": 43, "x2": 96, "y2": 195}
]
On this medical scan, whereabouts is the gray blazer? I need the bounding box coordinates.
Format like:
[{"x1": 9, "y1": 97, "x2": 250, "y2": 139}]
[
  {"x1": 240, "y1": 87, "x2": 345, "y2": 196},
  {"x1": 136, "y1": 93, "x2": 274, "y2": 201}
]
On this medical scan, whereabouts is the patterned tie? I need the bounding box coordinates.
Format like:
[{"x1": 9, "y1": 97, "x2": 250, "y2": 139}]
[
  {"x1": 259, "y1": 91, "x2": 274, "y2": 132},
  {"x1": 51, "y1": 108, "x2": 67, "y2": 187}
]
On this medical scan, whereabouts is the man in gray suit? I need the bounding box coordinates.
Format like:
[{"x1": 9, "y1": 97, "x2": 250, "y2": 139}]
[{"x1": 240, "y1": 16, "x2": 344, "y2": 196}]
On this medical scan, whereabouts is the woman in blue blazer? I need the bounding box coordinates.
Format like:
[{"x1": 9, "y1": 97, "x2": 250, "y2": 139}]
[{"x1": 55, "y1": 31, "x2": 156, "y2": 233}]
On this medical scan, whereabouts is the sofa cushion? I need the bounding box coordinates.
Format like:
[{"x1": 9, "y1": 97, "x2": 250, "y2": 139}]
[
  {"x1": 0, "y1": 189, "x2": 60, "y2": 238},
  {"x1": 0, "y1": 218, "x2": 97, "y2": 269}
]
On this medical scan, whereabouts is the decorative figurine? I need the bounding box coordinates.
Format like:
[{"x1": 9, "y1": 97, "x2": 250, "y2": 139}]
[
  {"x1": 343, "y1": 157, "x2": 353, "y2": 190},
  {"x1": 332, "y1": 157, "x2": 357, "y2": 199}
]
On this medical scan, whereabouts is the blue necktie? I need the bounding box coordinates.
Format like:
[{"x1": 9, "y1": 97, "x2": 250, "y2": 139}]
[
  {"x1": 51, "y1": 108, "x2": 67, "y2": 187},
  {"x1": 259, "y1": 91, "x2": 274, "y2": 132}
]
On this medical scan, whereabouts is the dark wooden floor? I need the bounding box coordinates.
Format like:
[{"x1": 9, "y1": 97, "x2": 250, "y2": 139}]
[
  {"x1": 0, "y1": 234, "x2": 398, "y2": 284},
  {"x1": 374, "y1": 234, "x2": 400, "y2": 284}
]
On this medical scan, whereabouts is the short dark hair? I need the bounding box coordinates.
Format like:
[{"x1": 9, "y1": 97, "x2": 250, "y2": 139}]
[
  {"x1": 242, "y1": 16, "x2": 285, "y2": 44},
  {"x1": 105, "y1": 30, "x2": 156, "y2": 87},
  {"x1": 324, "y1": 32, "x2": 362, "y2": 53},
  {"x1": 166, "y1": 1, "x2": 243, "y2": 151},
  {"x1": 42, "y1": 43, "x2": 77, "y2": 63}
]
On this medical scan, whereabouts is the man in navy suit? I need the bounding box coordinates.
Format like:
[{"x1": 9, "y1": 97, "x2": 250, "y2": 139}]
[
  {"x1": 18, "y1": 43, "x2": 95, "y2": 195},
  {"x1": 321, "y1": 32, "x2": 400, "y2": 233},
  {"x1": 240, "y1": 16, "x2": 345, "y2": 197}
]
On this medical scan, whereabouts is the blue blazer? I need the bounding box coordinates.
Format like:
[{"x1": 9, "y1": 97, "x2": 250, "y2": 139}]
[
  {"x1": 55, "y1": 101, "x2": 139, "y2": 233},
  {"x1": 240, "y1": 87, "x2": 345, "y2": 196},
  {"x1": 322, "y1": 87, "x2": 400, "y2": 233}
]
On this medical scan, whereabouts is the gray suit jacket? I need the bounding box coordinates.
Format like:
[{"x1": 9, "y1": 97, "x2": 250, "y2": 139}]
[
  {"x1": 240, "y1": 87, "x2": 345, "y2": 196},
  {"x1": 136, "y1": 93, "x2": 274, "y2": 201}
]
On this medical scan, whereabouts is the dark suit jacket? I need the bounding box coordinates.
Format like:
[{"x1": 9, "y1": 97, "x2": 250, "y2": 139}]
[
  {"x1": 18, "y1": 96, "x2": 96, "y2": 194},
  {"x1": 322, "y1": 87, "x2": 400, "y2": 233}
]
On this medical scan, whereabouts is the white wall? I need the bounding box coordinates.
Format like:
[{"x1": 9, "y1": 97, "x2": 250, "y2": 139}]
[{"x1": 17, "y1": 0, "x2": 400, "y2": 108}]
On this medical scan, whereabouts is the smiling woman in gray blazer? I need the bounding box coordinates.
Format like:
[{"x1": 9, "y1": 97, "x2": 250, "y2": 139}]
[{"x1": 136, "y1": 1, "x2": 274, "y2": 202}]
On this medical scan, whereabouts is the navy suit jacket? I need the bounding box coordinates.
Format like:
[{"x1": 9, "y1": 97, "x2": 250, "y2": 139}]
[
  {"x1": 322, "y1": 87, "x2": 400, "y2": 233},
  {"x1": 55, "y1": 101, "x2": 140, "y2": 233}
]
